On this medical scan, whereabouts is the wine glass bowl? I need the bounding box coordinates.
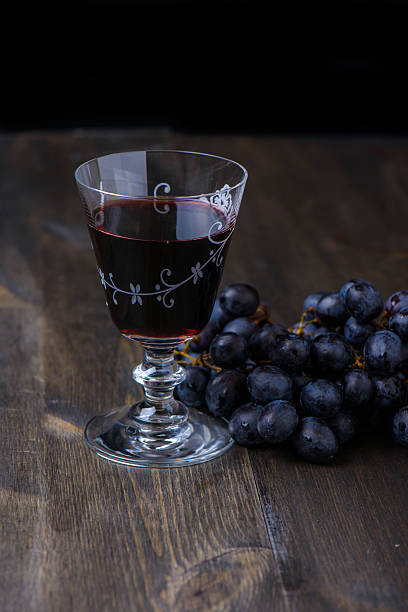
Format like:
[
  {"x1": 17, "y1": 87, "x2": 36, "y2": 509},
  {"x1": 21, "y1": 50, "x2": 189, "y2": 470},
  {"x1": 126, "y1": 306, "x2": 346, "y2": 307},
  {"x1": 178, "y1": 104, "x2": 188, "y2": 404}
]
[{"x1": 75, "y1": 150, "x2": 247, "y2": 467}]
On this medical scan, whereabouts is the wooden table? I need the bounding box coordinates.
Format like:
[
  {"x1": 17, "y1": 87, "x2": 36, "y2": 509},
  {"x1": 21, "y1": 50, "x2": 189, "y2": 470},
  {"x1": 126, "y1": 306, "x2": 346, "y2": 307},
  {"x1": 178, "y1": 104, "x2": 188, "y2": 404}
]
[{"x1": 2, "y1": 130, "x2": 408, "y2": 612}]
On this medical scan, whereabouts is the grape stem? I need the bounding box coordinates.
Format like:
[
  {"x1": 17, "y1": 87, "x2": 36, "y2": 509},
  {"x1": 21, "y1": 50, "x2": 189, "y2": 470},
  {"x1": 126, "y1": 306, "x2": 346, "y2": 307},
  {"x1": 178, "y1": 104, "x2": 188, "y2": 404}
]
[
  {"x1": 201, "y1": 354, "x2": 222, "y2": 372},
  {"x1": 250, "y1": 304, "x2": 270, "y2": 325},
  {"x1": 174, "y1": 338, "x2": 222, "y2": 372},
  {"x1": 351, "y1": 348, "x2": 365, "y2": 369},
  {"x1": 375, "y1": 310, "x2": 389, "y2": 330},
  {"x1": 292, "y1": 307, "x2": 316, "y2": 335}
]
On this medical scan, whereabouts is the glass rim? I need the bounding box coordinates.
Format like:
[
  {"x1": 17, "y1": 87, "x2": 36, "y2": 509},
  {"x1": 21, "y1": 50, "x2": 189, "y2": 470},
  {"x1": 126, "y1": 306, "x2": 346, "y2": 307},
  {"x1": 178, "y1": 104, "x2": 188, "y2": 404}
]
[{"x1": 74, "y1": 149, "x2": 248, "y2": 200}]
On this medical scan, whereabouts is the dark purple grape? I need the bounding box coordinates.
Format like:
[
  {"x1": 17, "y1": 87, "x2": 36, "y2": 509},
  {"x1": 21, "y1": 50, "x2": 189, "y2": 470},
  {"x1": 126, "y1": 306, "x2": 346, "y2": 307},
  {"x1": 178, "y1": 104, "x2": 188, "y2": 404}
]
[
  {"x1": 392, "y1": 407, "x2": 408, "y2": 447},
  {"x1": 340, "y1": 279, "x2": 364, "y2": 303},
  {"x1": 223, "y1": 316, "x2": 257, "y2": 339},
  {"x1": 205, "y1": 370, "x2": 248, "y2": 418},
  {"x1": 343, "y1": 317, "x2": 374, "y2": 349},
  {"x1": 316, "y1": 293, "x2": 348, "y2": 327},
  {"x1": 344, "y1": 280, "x2": 383, "y2": 323},
  {"x1": 363, "y1": 331, "x2": 402, "y2": 377},
  {"x1": 209, "y1": 332, "x2": 248, "y2": 369},
  {"x1": 308, "y1": 325, "x2": 331, "y2": 340},
  {"x1": 291, "y1": 373, "x2": 313, "y2": 402},
  {"x1": 257, "y1": 400, "x2": 298, "y2": 443},
  {"x1": 210, "y1": 298, "x2": 234, "y2": 330},
  {"x1": 300, "y1": 379, "x2": 343, "y2": 418},
  {"x1": 373, "y1": 375, "x2": 406, "y2": 410},
  {"x1": 389, "y1": 307, "x2": 408, "y2": 342},
  {"x1": 189, "y1": 320, "x2": 218, "y2": 352},
  {"x1": 310, "y1": 332, "x2": 353, "y2": 379},
  {"x1": 269, "y1": 333, "x2": 310, "y2": 373},
  {"x1": 247, "y1": 365, "x2": 292, "y2": 405},
  {"x1": 325, "y1": 410, "x2": 358, "y2": 443},
  {"x1": 303, "y1": 292, "x2": 328, "y2": 312},
  {"x1": 385, "y1": 290, "x2": 408, "y2": 315},
  {"x1": 248, "y1": 324, "x2": 288, "y2": 362},
  {"x1": 228, "y1": 403, "x2": 264, "y2": 446},
  {"x1": 292, "y1": 417, "x2": 339, "y2": 464},
  {"x1": 219, "y1": 283, "x2": 260, "y2": 317},
  {"x1": 342, "y1": 369, "x2": 374, "y2": 408},
  {"x1": 175, "y1": 366, "x2": 209, "y2": 408},
  {"x1": 244, "y1": 357, "x2": 258, "y2": 371}
]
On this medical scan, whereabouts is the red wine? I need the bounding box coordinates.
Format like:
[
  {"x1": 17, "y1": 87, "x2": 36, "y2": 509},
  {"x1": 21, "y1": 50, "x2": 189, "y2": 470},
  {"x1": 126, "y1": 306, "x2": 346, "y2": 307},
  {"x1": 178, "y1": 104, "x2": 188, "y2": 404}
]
[{"x1": 88, "y1": 198, "x2": 234, "y2": 340}]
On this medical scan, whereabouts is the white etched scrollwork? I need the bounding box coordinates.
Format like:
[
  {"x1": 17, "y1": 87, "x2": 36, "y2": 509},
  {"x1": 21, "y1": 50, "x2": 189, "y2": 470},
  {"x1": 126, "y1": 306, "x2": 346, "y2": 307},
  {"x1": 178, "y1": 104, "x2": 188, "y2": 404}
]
[
  {"x1": 207, "y1": 221, "x2": 227, "y2": 266},
  {"x1": 200, "y1": 184, "x2": 233, "y2": 217},
  {"x1": 97, "y1": 183, "x2": 235, "y2": 309},
  {"x1": 97, "y1": 227, "x2": 231, "y2": 309},
  {"x1": 210, "y1": 184, "x2": 233, "y2": 216},
  {"x1": 153, "y1": 182, "x2": 171, "y2": 214}
]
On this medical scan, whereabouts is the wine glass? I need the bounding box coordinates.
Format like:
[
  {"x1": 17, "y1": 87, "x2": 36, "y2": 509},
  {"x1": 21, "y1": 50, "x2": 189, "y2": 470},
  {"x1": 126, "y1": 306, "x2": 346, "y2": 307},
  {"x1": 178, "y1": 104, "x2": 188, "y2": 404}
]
[{"x1": 75, "y1": 150, "x2": 247, "y2": 467}]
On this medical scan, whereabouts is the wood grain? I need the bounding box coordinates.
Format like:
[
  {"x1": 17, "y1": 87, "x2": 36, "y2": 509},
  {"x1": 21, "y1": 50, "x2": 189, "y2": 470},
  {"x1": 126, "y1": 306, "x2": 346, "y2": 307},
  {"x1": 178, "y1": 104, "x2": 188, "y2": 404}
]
[{"x1": 2, "y1": 130, "x2": 408, "y2": 611}]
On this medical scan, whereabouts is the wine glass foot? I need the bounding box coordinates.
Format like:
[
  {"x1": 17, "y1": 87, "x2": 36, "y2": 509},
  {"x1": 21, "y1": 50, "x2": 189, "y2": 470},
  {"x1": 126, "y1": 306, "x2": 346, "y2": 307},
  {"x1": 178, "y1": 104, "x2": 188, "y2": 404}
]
[{"x1": 84, "y1": 405, "x2": 234, "y2": 468}]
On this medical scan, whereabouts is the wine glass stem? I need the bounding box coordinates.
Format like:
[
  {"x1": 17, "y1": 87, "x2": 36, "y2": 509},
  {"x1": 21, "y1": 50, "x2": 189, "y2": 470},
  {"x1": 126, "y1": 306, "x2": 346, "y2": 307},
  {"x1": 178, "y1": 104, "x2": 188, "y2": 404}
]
[{"x1": 130, "y1": 348, "x2": 190, "y2": 451}]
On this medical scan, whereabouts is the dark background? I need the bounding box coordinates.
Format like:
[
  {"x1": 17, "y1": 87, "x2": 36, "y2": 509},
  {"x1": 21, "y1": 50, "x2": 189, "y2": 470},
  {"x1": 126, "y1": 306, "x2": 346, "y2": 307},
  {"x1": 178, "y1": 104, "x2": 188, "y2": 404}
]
[{"x1": 2, "y1": 0, "x2": 408, "y2": 134}]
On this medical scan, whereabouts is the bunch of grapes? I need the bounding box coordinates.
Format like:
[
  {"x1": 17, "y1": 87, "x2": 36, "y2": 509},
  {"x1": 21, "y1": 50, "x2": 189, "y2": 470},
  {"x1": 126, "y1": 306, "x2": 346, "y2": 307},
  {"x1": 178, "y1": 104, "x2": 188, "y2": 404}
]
[{"x1": 175, "y1": 281, "x2": 408, "y2": 464}]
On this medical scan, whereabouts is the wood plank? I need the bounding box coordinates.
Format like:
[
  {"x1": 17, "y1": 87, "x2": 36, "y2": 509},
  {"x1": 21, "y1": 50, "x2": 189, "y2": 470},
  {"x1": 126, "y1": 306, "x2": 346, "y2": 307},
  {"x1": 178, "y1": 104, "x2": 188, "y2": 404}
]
[
  {"x1": 3, "y1": 130, "x2": 408, "y2": 611},
  {"x1": 0, "y1": 130, "x2": 281, "y2": 612}
]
